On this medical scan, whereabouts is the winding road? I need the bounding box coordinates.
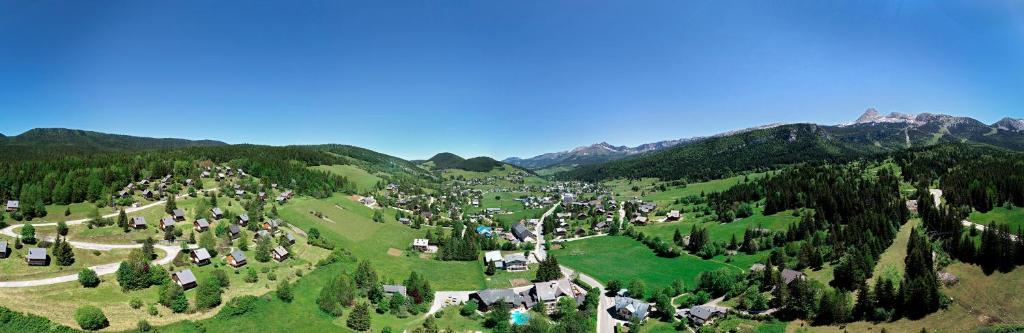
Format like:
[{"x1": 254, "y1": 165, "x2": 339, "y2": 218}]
[{"x1": 0, "y1": 195, "x2": 198, "y2": 288}]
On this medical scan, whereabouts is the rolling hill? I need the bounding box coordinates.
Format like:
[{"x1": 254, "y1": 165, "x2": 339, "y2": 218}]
[
  {"x1": 422, "y1": 152, "x2": 505, "y2": 172},
  {"x1": 557, "y1": 110, "x2": 1024, "y2": 182},
  {"x1": 0, "y1": 128, "x2": 227, "y2": 156}
]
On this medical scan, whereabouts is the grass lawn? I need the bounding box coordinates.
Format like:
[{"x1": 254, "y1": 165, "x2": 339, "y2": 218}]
[
  {"x1": 551, "y1": 236, "x2": 739, "y2": 293},
  {"x1": 789, "y1": 262, "x2": 1024, "y2": 333},
  {"x1": 484, "y1": 262, "x2": 538, "y2": 289},
  {"x1": 311, "y1": 164, "x2": 385, "y2": 193},
  {"x1": 969, "y1": 206, "x2": 1024, "y2": 231},
  {"x1": 278, "y1": 194, "x2": 487, "y2": 290}
]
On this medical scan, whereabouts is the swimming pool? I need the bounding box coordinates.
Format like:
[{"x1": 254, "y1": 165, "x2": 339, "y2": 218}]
[{"x1": 510, "y1": 309, "x2": 530, "y2": 325}]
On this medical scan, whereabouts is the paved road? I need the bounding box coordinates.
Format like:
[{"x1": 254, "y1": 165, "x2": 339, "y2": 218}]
[
  {"x1": 930, "y1": 188, "x2": 1018, "y2": 241},
  {"x1": 0, "y1": 194, "x2": 200, "y2": 288},
  {"x1": 530, "y1": 203, "x2": 560, "y2": 263},
  {"x1": 560, "y1": 266, "x2": 614, "y2": 333}
]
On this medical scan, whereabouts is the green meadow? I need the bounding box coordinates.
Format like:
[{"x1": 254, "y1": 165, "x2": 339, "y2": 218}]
[
  {"x1": 551, "y1": 236, "x2": 739, "y2": 292},
  {"x1": 278, "y1": 195, "x2": 487, "y2": 290},
  {"x1": 311, "y1": 164, "x2": 386, "y2": 192}
]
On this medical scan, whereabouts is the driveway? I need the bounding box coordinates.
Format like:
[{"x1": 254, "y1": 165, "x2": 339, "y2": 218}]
[{"x1": 427, "y1": 290, "x2": 475, "y2": 315}]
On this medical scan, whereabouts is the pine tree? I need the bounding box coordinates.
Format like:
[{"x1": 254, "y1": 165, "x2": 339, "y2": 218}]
[
  {"x1": 118, "y1": 209, "x2": 128, "y2": 232},
  {"x1": 347, "y1": 302, "x2": 371, "y2": 331},
  {"x1": 165, "y1": 195, "x2": 177, "y2": 214},
  {"x1": 255, "y1": 237, "x2": 271, "y2": 262}
]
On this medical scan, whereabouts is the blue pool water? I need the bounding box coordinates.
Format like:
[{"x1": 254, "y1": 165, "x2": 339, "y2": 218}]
[{"x1": 511, "y1": 310, "x2": 530, "y2": 325}]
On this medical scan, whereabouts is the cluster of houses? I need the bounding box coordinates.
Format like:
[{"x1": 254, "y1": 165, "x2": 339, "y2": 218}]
[
  {"x1": 116, "y1": 174, "x2": 187, "y2": 201},
  {"x1": 469, "y1": 278, "x2": 587, "y2": 314}
]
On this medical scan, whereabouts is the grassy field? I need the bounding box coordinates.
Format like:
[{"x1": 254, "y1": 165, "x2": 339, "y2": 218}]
[
  {"x1": 18, "y1": 202, "x2": 116, "y2": 224},
  {"x1": 311, "y1": 164, "x2": 385, "y2": 192},
  {"x1": 969, "y1": 206, "x2": 1024, "y2": 231},
  {"x1": 636, "y1": 207, "x2": 800, "y2": 244},
  {"x1": 867, "y1": 219, "x2": 919, "y2": 286},
  {"x1": 604, "y1": 173, "x2": 767, "y2": 204},
  {"x1": 551, "y1": 236, "x2": 739, "y2": 292},
  {"x1": 790, "y1": 262, "x2": 1024, "y2": 333},
  {"x1": 278, "y1": 194, "x2": 487, "y2": 290},
  {"x1": 0, "y1": 245, "x2": 139, "y2": 281}
]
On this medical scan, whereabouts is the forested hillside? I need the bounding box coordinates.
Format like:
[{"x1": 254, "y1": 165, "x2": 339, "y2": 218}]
[
  {"x1": 425, "y1": 152, "x2": 505, "y2": 172},
  {"x1": 0, "y1": 128, "x2": 226, "y2": 157}
]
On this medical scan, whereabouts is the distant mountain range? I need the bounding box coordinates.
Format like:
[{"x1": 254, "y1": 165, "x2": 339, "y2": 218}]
[
  {"x1": 0, "y1": 128, "x2": 227, "y2": 156},
  {"x1": 556, "y1": 109, "x2": 1024, "y2": 182},
  {"x1": 503, "y1": 124, "x2": 784, "y2": 170}
]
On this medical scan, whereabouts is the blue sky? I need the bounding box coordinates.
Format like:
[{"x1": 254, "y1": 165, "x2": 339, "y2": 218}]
[{"x1": 1, "y1": 1, "x2": 1021, "y2": 160}]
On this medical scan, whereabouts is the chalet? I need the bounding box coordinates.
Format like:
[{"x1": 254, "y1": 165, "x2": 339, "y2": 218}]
[
  {"x1": 211, "y1": 208, "x2": 224, "y2": 219},
  {"x1": 412, "y1": 238, "x2": 430, "y2": 252},
  {"x1": 194, "y1": 218, "x2": 210, "y2": 232},
  {"x1": 781, "y1": 268, "x2": 807, "y2": 285},
  {"x1": 531, "y1": 279, "x2": 585, "y2": 313},
  {"x1": 271, "y1": 246, "x2": 290, "y2": 262},
  {"x1": 279, "y1": 190, "x2": 293, "y2": 199},
  {"x1": 254, "y1": 230, "x2": 271, "y2": 241},
  {"x1": 575, "y1": 228, "x2": 587, "y2": 237},
  {"x1": 26, "y1": 248, "x2": 47, "y2": 266},
  {"x1": 234, "y1": 190, "x2": 244, "y2": 197},
  {"x1": 562, "y1": 193, "x2": 576, "y2": 204},
  {"x1": 161, "y1": 174, "x2": 173, "y2": 183},
  {"x1": 360, "y1": 196, "x2": 377, "y2": 206},
  {"x1": 386, "y1": 183, "x2": 399, "y2": 191},
  {"x1": 216, "y1": 172, "x2": 226, "y2": 180},
  {"x1": 160, "y1": 217, "x2": 176, "y2": 231},
  {"x1": 398, "y1": 217, "x2": 411, "y2": 225},
  {"x1": 485, "y1": 208, "x2": 502, "y2": 215},
  {"x1": 4, "y1": 200, "x2": 17, "y2": 212},
  {"x1": 749, "y1": 263, "x2": 766, "y2": 272},
  {"x1": 681, "y1": 305, "x2": 727, "y2": 326},
  {"x1": 201, "y1": 171, "x2": 211, "y2": 178},
  {"x1": 141, "y1": 189, "x2": 154, "y2": 199},
  {"x1": 484, "y1": 251, "x2": 505, "y2": 269},
  {"x1": 555, "y1": 227, "x2": 567, "y2": 237},
  {"x1": 594, "y1": 222, "x2": 609, "y2": 231},
  {"x1": 421, "y1": 211, "x2": 434, "y2": 220},
  {"x1": 226, "y1": 250, "x2": 247, "y2": 268},
  {"x1": 503, "y1": 253, "x2": 529, "y2": 272},
  {"x1": 130, "y1": 216, "x2": 148, "y2": 229},
  {"x1": 511, "y1": 223, "x2": 535, "y2": 243},
  {"x1": 382, "y1": 284, "x2": 407, "y2": 297},
  {"x1": 258, "y1": 192, "x2": 266, "y2": 201},
  {"x1": 172, "y1": 209, "x2": 186, "y2": 221},
  {"x1": 639, "y1": 203, "x2": 657, "y2": 214},
  {"x1": 613, "y1": 296, "x2": 650, "y2": 321},
  {"x1": 471, "y1": 198, "x2": 480, "y2": 206},
  {"x1": 0, "y1": 241, "x2": 8, "y2": 258},
  {"x1": 228, "y1": 224, "x2": 242, "y2": 239},
  {"x1": 631, "y1": 216, "x2": 649, "y2": 225},
  {"x1": 282, "y1": 233, "x2": 296, "y2": 245},
  {"x1": 237, "y1": 214, "x2": 250, "y2": 226},
  {"x1": 666, "y1": 210, "x2": 681, "y2": 221},
  {"x1": 171, "y1": 269, "x2": 198, "y2": 290},
  {"x1": 117, "y1": 190, "x2": 131, "y2": 199},
  {"x1": 185, "y1": 178, "x2": 194, "y2": 186},
  {"x1": 191, "y1": 248, "x2": 212, "y2": 266},
  {"x1": 470, "y1": 289, "x2": 533, "y2": 311},
  {"x1": 906, "y1": 200, "x2": 919, "y2": 213},
  {"x1": 262, "y1": 219, "x2": 281, "y2": 231}
]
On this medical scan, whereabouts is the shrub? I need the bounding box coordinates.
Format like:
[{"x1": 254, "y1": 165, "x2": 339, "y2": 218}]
[
  {"x1": 74, "y1": 306, "x2": 109, "y2": 331},
  {"x1": 277, "y1": 280, "x2": 294, "y2": 302},
  {"x1": 218, "y1": 296, "x2": 260, "y2": 317},
  {"x1": 244, "y1": 268, "x2": 259, "y2": 283},
  {"x1": 147, "y1": 304, "x2": 158, "y2": 316},
  {"x1": 129, "y1": 298, "x2": 143, "y2": 309},
  {"x1": 195, "y1": 278, "x2": 224, "y2": 310},
  {"x1": 211, "y1": 269, "x2": 230, "y2": 288},
  {"x1": 78, "y1": 268, "x2": 100, "y2": 288},
  {"x1": 137, "y1": 320, "x2": 152, "y2": 332}
]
